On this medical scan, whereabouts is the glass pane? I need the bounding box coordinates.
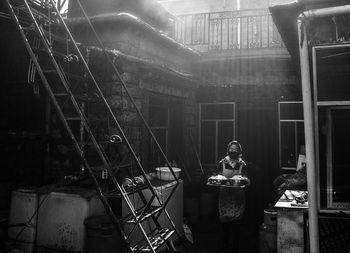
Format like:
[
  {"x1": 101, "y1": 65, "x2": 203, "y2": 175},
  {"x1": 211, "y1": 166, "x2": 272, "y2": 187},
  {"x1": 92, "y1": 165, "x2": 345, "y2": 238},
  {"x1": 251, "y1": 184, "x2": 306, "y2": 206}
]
[
  {"x1": 201, "y1": 103, "x2": 234, "y2": 120},
  {"x1": 280, "y1": 103, "x2": 304, "y2": 120},
  {"x1": 217, "y1": 121, "x2": 234, "y2": 160},
  {"x1": 280, "y1": 122, "x2": 297, "y2": 168},
  {"x1": 317, "y1": 47, "x2": 350, "y2": 101},
  {"x1": 317, "y1": 107, "x2": 328, "y2": 208},
  {"x1": 332, "y1": 109, "x2": 350, "y2": 204},
  {"x1": 201, "y1": 121, "x2": 216, "y2": 164},
  {"x1": 296, "y1": 122, "x2": 305, "y2": 156}
]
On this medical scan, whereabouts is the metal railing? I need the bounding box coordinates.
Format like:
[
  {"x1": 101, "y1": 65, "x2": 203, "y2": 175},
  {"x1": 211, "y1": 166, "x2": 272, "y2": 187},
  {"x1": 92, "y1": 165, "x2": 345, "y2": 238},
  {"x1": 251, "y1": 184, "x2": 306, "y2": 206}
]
[{"x1": 174, "y1": 9, "x2": 284, "y2": 52}]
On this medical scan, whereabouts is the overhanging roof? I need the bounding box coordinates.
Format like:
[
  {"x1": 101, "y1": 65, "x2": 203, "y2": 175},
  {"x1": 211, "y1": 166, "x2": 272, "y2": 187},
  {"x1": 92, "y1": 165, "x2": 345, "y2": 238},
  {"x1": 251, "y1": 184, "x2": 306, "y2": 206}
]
[
  {"x1": 269, "y1": 2, "x2": 303, "y2": 64},
  {"x1": 67, "y1": 13, "x2": 200, "y2": 57},
  {"x1": 269, "y1": 0, "x2": 350, "y2": 64}
]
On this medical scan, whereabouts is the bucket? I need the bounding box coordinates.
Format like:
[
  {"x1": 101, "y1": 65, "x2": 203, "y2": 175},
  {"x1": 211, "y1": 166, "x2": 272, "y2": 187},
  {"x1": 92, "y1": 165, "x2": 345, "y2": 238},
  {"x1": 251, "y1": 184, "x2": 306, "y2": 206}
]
[
  {"x1": 259, "y1": 209, "x2": 277, "y2": 253},
  {"x1": 263, "y1": 209, "x2": 277, "y2": 226},
  {"x1": 84, "y1": 215, "x2": 122, "y2": 253}
]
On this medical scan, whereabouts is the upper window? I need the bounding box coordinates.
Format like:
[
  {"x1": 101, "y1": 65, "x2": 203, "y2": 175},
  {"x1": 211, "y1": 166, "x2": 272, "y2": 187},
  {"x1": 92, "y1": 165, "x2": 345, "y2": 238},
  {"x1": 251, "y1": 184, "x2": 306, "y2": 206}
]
[
  {"x1": 200, "y1": 103, "x2": 235, "y2": 169},
  {"x1": 278, "y1": 102, "x2": 305, "y2": 170}
]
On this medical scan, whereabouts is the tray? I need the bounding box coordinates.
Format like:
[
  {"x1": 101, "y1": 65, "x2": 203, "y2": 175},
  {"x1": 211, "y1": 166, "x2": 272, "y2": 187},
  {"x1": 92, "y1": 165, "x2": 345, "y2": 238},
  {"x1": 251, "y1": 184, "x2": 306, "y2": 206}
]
[{"x1": 206, "y1": 182, "x2": 246, "y2": 188}]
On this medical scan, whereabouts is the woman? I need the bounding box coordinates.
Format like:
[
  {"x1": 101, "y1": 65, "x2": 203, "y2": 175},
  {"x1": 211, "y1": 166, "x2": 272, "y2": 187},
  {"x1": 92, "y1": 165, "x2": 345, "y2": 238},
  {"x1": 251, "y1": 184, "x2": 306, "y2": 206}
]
[{"x1": 217, "y1": 140, "x2": 250, "y2": 252}]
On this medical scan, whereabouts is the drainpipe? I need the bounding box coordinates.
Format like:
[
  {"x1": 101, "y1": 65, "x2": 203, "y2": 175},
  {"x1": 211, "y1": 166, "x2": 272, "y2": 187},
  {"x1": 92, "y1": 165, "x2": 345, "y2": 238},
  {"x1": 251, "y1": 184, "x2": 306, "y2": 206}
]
[
  {"x1": 297, "y1": 17, "x2": 319, "y2": 253},
  {"x1": 297, "y1": 5, "x2": 350, "y2": 253}
]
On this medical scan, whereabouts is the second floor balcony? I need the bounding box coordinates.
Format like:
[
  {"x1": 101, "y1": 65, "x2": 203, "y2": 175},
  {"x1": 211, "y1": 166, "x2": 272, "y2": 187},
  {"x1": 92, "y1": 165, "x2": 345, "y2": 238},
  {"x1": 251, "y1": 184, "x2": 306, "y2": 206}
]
[{"x1": 173, "y1": 9, "x2": 287, "y2": 58}]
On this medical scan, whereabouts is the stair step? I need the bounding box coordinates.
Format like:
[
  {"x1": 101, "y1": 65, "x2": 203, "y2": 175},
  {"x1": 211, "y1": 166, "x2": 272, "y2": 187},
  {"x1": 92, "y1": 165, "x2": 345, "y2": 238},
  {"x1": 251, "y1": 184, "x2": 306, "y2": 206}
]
[
  {"x1": 105, "y1": 183, "x2": 149, "y2": 198},
  {"x1": 123, "y1": 206, "x2": 163, "y2": 224},
  {"x1": 133, "y1": 228, "x2": 175, "y2": 253}
]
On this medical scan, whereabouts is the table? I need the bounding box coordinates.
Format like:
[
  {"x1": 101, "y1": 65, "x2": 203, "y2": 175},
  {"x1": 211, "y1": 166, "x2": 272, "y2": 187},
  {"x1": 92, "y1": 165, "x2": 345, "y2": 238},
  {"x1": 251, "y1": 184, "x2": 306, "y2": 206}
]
[{"x1": 274, "y1": 190, "x2": 308, "y2": 253}]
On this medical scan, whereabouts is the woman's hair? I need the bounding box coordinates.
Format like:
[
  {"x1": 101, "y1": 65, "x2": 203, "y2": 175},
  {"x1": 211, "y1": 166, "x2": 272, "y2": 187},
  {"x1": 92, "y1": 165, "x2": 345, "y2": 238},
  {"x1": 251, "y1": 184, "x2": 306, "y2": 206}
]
[{"x1": 227, "y1": 140, "x2": 242, "y2": 154}]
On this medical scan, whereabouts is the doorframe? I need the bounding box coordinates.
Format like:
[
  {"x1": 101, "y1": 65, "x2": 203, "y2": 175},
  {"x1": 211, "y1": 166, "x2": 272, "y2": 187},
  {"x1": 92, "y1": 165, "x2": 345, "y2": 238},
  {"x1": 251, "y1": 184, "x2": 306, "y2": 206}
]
[{"x1": 313, "y1": 43, "x2": 350, "y2": 212}]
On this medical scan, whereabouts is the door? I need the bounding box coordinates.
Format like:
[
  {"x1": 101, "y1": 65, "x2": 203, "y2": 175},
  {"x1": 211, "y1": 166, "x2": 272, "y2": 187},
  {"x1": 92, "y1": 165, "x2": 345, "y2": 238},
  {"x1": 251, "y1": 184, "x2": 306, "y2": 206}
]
[{"x1": 326, "y1": 107, "x2": 350, "y2": 209}]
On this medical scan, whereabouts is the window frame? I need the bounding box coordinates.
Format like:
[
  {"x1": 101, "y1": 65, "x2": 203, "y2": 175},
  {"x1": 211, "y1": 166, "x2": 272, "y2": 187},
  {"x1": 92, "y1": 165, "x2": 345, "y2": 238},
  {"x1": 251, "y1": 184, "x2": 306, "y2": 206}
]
[
  {"x1": 278, "y1": 101, "x2": 305, "y2": 171},
  {"x1": 199, "y1": 102, "x2": 236, "y2": 168},
  {"x1": 149, "y1": 104, "x2": 170, "y2": 162}
]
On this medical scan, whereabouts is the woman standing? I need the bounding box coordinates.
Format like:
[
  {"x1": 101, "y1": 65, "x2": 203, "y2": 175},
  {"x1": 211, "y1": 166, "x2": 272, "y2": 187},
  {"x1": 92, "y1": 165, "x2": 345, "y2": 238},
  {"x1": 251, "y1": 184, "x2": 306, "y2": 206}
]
[{"x1": 217, "y1": 140, "x2": 250, "y2": 252}]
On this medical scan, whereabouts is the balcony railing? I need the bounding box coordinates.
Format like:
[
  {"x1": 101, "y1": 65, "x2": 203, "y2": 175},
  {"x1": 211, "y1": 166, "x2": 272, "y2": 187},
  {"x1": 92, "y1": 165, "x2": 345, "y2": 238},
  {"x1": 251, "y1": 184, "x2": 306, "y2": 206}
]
[{"x1": 174, "y1": 9, "x2": 284, "y2": 52}]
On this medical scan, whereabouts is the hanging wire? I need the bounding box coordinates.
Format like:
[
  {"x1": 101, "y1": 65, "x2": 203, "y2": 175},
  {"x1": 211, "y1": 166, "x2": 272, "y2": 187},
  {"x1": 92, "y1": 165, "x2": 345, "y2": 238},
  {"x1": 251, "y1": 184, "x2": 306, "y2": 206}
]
[{"x1": 27, "y1": 36, "x2": 40, "y2": 96}]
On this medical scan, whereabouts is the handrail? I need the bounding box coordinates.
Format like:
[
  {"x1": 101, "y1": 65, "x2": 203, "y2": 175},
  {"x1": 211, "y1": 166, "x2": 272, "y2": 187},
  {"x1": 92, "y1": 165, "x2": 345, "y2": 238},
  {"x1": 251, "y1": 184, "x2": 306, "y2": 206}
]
[{"x1": 174, "y1": 8, "x2": 284, "y2": 51}]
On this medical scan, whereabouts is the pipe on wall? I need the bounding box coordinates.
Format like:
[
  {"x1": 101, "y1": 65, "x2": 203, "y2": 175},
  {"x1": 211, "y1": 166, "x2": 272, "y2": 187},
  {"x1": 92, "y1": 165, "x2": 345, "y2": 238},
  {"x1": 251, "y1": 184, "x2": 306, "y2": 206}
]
[
  {"x1": 297, "y1": 4, "x2": 350, "y2": 253},
  {"x1": 297, "y1": 17, "x2": 319, "y2": 253}
]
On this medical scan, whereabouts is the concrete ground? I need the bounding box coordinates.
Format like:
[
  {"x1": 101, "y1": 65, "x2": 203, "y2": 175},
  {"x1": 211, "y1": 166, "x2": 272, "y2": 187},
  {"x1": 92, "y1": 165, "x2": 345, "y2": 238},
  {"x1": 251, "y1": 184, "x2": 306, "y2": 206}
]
[{"x1": 176, "y1": 214, "x2": 261, "y2": 253}]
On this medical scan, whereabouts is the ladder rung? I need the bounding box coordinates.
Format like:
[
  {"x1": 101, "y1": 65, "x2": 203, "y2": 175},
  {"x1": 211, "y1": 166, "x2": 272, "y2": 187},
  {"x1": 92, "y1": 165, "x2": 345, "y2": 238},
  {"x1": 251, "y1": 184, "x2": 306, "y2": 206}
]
[
  {"x1": 123, "y1": 206, "x2": 163, "y2": 224},
  {"x1": 133, "y1": 229, "x2": 175, "y2": 253}
]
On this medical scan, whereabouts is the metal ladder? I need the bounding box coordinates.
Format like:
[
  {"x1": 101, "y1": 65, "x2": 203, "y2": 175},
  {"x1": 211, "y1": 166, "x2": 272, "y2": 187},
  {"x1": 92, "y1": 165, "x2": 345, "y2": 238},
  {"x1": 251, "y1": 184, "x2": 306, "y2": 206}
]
[{"x1": 5, "y1": 0, "x2": 182, "y2": 252}]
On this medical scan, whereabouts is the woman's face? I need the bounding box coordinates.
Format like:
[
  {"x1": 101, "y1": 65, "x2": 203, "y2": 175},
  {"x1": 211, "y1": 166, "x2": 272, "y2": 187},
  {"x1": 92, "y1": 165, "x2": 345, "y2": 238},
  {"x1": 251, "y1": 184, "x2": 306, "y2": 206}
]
[{"x1": 228, "y1": 144, "x2": 241, "y2": 160}]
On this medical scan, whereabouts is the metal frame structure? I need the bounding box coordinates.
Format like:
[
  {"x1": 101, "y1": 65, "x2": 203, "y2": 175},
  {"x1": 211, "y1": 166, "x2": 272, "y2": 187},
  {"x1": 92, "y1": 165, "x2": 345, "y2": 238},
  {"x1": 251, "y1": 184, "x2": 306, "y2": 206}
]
[{"x1": 5, "y1": 0, "x2": 182, "y2": 252}]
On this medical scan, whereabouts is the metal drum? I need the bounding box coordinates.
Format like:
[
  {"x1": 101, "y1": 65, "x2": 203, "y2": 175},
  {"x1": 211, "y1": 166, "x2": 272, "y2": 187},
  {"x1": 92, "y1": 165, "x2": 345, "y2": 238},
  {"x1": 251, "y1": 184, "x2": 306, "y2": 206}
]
[{"x1": 259, "y1": 209, "x2": 277, "y2": 253}]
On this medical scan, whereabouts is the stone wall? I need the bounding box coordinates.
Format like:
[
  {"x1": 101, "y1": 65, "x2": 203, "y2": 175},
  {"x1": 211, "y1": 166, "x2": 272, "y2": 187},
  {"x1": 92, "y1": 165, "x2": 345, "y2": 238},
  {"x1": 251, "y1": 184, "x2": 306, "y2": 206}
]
[
  {"x1": 197, "y1": 57, "x2": 298, "y2": 86},
  {"x1": 85, "y1": 46, "x2": 198, "y2": 174}
]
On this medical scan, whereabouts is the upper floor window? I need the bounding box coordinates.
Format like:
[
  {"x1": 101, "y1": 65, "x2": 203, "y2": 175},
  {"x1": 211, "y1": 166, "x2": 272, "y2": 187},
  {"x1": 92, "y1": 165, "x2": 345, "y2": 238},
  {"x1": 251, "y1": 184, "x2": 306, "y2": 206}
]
[
  {"x1": 278, "y1": 101, "x2": 305, "y2": 170},
  {"x1": 200, "y1": 102, "x2": 235, "y2": 169}
]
